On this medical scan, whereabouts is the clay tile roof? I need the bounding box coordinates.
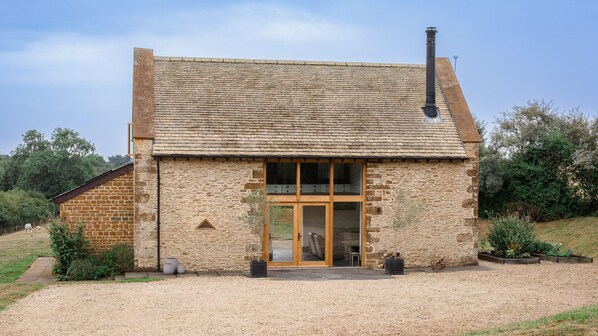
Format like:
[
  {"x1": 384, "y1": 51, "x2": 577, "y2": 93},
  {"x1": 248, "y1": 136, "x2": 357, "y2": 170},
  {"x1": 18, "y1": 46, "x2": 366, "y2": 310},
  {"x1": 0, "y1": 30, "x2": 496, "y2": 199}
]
[{"x1": 152, "y1": 56, "x2": 468, "y2": 159}]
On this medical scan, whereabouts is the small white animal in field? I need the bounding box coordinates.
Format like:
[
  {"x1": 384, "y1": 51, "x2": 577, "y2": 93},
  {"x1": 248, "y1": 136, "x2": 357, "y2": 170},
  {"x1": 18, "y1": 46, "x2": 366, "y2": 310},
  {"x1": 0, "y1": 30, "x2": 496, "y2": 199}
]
[{"x1": 24, "y1": 223, "x2": 32, "y2": 233}]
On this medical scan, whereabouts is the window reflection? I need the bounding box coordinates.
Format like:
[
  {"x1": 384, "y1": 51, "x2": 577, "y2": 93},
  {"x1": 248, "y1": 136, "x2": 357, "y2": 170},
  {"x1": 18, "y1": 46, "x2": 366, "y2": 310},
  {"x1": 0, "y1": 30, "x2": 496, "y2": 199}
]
[
  {"x1": 334, "y1": 163, "x2": 362, "y2": 195},
  {"x1": 266, "y1": 162, "x2": 296, "y2": 195},
  {"x1": 300, "y1": 162, "x2": 330, "y2": 195}
]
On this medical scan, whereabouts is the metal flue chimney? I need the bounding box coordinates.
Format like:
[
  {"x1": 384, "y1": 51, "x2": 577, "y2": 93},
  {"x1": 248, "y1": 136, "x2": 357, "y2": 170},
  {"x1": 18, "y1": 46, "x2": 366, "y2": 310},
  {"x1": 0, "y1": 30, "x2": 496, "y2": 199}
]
[{"x1": 423, "y1": 27, "x2": 438, "y2": 118}]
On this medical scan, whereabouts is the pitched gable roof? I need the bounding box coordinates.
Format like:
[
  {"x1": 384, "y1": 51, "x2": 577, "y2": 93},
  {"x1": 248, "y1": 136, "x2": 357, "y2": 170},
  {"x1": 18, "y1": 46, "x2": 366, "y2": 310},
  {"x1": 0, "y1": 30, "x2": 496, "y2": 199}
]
[
  {"x1": 151, "y1": 56, "x2": 470, "y2": 159},
  {"x1": 50, "y1": 163, "x2": 133, "y2": 205}
]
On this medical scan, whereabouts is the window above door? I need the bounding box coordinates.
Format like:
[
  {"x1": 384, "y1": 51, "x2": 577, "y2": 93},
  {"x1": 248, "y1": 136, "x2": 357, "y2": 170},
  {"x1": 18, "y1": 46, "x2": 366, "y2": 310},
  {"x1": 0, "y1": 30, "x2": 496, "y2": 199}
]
[{"x1": 265, "y1": 160, "x2": 363, "y2": 201}]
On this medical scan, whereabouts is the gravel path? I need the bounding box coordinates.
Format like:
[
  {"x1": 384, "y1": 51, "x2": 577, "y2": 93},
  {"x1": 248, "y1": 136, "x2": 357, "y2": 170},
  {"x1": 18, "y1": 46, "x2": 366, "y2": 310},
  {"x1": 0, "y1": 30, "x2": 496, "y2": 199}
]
[{"x1": 1, "y1": 261, "x2": 596, "y2": 335}]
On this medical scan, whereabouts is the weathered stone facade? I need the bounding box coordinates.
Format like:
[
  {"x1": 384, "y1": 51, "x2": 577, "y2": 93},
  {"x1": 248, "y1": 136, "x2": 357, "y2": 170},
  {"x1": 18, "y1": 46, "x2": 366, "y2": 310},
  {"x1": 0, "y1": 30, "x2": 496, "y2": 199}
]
[
  {"x1": 133, "y1": 139, "x2": 158, "y2": 270},
  {"x1": 124, "y1": 47, "x2": 481, "y2": 272},
  {"x1": 59, "y1": 171, "x2": 134, "y2": 252},
  {"x1": 364, "y1": 154, "x2": 479, "y2": 268},
  {"x1": 158, "y1": 158, "x2": 263, "y2": 271}
]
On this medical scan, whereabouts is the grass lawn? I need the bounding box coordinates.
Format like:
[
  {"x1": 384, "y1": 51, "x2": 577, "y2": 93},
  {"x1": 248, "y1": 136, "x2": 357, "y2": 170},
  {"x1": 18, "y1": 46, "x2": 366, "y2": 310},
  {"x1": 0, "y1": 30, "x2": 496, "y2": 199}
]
[
  {"x1": 465, "y1": 304, "x2": 598, "y2": 335},
  {"x1": 478, "y1": 216, "x2": 598, "y2": 258},
  {"x1": 534, "y1": 217, "x2": 598, "y2": 259},
  {"x1": 0, "y1": 229, "x2": 52, "y2": 311}
]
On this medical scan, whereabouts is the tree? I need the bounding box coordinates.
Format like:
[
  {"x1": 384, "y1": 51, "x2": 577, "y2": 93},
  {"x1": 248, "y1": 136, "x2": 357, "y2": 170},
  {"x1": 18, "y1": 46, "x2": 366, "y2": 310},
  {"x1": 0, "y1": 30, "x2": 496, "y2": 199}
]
[
  {"x1": 1, "y1": 128, "x2": 109, "y2": 198},
  {"x1": 506, "y1": 130, "x2": 578, "y2": 220},
  {"x1": 480, "y1": 100, "x2": 597, "y2": 220},
  {"x1": 107, "y1": 154, "x2": 132, "y2": 168},
  {"x1": 0, "y1": 189, "x2": 53, "y2": 230},
  {"x1": 0, "y1": 130, "x2": 50, "y2": 190}
]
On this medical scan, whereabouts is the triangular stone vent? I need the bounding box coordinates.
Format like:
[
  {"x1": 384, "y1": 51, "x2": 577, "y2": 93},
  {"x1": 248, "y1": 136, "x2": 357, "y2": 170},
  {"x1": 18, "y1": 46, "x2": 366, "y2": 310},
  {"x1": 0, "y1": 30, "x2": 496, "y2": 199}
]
[{"x1": 197, "y1": 219, "x2": 215, "y2": 229}]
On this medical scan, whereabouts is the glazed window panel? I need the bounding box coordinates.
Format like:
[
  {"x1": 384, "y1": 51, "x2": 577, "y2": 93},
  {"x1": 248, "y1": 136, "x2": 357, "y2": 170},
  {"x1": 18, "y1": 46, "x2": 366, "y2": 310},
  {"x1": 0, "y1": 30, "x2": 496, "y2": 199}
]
[
  {"x1": 300, "y1": 162, "x2": 330, "y2": 195},
  {"x1": 266, "y1": 162, "x2": 296, "y2": 195},
  {"x1": 333, "y1": 163, "x2": 362, "y2": 195},
  {"x1": 332, "y1": 202, "x2": 362, "y2": 267}
]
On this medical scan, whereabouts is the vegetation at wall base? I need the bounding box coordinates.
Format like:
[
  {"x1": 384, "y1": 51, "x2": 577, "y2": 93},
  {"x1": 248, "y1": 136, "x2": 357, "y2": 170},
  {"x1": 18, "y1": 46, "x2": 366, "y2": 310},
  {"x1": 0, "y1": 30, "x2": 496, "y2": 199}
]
[
  {"x1": 99, "y1": 244, "x2": 134, "y2": 276},
  {"x1": 464, "y1": 304, "x2": 598, "y2": 335},
  {"x1": 50, "y1": 219, "x2": 133, "y2": 280},
  {"x1": 49, "y1": 219, "x2": 90, "y2": 275}
]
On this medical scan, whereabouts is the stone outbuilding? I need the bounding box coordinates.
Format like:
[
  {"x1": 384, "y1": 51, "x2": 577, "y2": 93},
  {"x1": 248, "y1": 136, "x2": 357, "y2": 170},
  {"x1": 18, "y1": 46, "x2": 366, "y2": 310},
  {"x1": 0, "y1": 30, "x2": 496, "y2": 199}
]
[{"x1": 54, "y1": 28, "x2": 481, "y2": 272}]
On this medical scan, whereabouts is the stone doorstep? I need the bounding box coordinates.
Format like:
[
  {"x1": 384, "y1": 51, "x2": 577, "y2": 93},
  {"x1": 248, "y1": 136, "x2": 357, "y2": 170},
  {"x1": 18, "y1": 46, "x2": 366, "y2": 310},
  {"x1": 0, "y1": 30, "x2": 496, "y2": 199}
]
[
  {"x1": 146, "y1": 272, "x2": 177, "y2": 279},
  {"x1": 175, "y1": 272, "x2": 199, "y2": 278},
  {"x1": 124, "y1": 272, "x2": 149, "y2": 279},
  {"x1": 215, "y1": 270, "x2": 245, "y2": 276},
  {"x1": 125, "y1": 271, "x2": 226, "y2": 279}
]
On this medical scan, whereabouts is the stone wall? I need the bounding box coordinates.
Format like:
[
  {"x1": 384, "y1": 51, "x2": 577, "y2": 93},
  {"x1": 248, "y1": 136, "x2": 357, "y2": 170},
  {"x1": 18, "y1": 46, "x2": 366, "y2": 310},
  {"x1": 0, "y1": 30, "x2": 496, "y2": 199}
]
[
  {"x1": 133, "y1": 139, "x2": 158, "y2": 270},
  {"x1": 59, "y1": 171, "x2": 134, "y2": 252},
  {"x1": 365, "y1": 156, "x2": 479, "y2": 268},
  {"x1": 159, "y1": 158, "x2": 263, "y2": 271}
]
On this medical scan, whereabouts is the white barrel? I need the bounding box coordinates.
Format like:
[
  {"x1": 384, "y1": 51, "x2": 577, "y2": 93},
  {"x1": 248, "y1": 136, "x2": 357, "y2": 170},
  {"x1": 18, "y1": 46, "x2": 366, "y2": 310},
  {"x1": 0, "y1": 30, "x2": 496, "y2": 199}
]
[
  {"x1": 163, "y1": 262, "x2": 176, "y2": 275},
  {"x1": 164, "y1": 258, "x2": 179, "y2": 269}
]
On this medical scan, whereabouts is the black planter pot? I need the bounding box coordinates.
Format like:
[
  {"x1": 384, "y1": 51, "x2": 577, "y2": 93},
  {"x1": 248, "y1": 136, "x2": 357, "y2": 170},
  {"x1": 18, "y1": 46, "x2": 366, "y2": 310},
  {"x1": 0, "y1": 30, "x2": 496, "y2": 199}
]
[
  {"x1": 250, "y1": 260, "x2": 267, "y2": 278},
  {"x1": 385, "y1": 258, "x2": 404, "y2": 275}
]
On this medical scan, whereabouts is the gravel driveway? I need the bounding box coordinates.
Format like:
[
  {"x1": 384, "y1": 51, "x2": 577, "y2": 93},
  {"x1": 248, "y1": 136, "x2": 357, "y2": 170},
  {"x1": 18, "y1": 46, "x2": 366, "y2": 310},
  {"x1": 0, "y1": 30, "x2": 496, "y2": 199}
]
[{"x1": 1, "y1": 261, "x2": 596, "y2": 335}]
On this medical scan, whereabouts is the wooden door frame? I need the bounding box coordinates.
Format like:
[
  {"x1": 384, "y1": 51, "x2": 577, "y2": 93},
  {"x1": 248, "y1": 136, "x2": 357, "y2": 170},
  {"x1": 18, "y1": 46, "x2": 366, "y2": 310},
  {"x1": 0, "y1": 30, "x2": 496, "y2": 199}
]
[
  {"x1": 263, "y1": 203, "x2": 297, "y2": 267},
  {"x1": 262, "y1": 159, "x2": 366, "y2": 268},
  {"x1": 297, "y1": 203, "x2": 330, "y2": 267}
]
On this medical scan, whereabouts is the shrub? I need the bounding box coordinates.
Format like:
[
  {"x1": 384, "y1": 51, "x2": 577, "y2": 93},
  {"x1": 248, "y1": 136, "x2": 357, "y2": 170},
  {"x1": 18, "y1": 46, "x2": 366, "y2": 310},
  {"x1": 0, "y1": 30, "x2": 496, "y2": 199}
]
[
  {"x1": 66, "y1": 258, "x2": 98, "y2": 281},
  {"x1": 534, "y1": 240, "x2": 572, "y2": 257},
  {"x1": 99, "y1": 244, "x2": 134, "y2": 276},
  {"x1": 533, "y1": 240, "x2": 554, "y2": 254},
  {"x1": 487, "y1": 215, "x2": 537, "y2": 257},
  {"x1": 49, "y1": 219, "x2": 90, "y2": 275}
]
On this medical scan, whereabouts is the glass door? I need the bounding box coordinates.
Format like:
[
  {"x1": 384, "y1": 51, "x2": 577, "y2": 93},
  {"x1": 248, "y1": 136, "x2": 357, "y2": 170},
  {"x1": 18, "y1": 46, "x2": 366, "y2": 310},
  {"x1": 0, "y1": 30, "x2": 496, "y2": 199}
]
[
  {"x1": 267, "y1": 205, "x2": 296, "y2": 266},
  {"x1": 266, "y1": 203, "x2": 329, "y2": 266},
  {"x1": 299, "y1": 204, "x2": 329, "y2": 266}
]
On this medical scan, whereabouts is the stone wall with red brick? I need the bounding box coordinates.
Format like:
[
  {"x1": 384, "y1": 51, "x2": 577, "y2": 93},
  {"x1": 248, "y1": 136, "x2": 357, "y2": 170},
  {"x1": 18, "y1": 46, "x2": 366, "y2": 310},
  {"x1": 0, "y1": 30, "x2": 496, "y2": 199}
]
[{"x1": 59, "y1": 171, "x2": 134, "y2": 252}]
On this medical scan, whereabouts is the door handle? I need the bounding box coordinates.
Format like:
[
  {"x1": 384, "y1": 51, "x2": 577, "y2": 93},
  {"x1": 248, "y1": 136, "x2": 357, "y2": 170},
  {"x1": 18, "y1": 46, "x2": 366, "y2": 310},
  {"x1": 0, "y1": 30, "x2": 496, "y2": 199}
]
[{"x1": 297, "y1": 232, "x2": 301, "y2": 241}]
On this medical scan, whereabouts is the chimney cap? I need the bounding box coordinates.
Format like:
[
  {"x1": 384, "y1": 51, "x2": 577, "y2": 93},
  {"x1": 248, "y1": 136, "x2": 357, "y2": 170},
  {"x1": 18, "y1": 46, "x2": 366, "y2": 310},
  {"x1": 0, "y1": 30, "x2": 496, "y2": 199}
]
[{"x1": 426, "y1": 27, "x2": 437, "y2": 33}]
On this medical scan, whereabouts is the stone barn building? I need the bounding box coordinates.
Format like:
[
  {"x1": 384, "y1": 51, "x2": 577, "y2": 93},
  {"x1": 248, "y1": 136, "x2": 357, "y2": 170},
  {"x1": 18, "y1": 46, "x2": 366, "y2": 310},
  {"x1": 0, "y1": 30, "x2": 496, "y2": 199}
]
[{"x1": 53, "y1": 28, "x2": 481, "y2": 272}]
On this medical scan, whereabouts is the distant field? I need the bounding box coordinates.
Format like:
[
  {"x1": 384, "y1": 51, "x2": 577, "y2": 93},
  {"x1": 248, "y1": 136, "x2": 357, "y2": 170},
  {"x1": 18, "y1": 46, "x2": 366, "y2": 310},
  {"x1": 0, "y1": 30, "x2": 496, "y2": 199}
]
[
  {"x1": 0, "y1": 229, "x2": 52, "y2": 311},
  {"x1": 479, "y1": 217, "x2": 598, "y2": 258}
]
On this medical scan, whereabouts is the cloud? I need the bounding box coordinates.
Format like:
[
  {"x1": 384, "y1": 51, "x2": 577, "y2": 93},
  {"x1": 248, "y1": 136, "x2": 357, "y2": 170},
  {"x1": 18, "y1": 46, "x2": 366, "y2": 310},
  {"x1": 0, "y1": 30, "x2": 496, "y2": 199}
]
[
  {"x1": 0, "y1": 2, "x2": 367, "y2": 156},
  {"x1": 229, "y1": 3, "x2": 358, "y2": 43},
  {"x1": 0, "y1": 33, "x2": 130, "y2": 87}
]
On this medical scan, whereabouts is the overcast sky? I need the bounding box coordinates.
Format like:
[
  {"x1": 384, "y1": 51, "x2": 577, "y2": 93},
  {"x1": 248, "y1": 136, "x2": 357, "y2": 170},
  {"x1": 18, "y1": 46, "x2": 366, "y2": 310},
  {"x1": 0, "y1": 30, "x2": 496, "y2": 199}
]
[{"x1": 1, "y1": 1, "x2": 597, "y2": 157}]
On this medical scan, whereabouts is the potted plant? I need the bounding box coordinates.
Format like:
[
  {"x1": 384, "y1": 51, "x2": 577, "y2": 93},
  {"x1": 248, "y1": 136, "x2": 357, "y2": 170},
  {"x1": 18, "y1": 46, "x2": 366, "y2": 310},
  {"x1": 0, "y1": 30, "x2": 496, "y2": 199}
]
[
  {"x1": 241, "y1": 189, "x2": 269, "y2": 277},
  {"x1": 383, "y1": 251, "x2": 404, "y2": 275}
]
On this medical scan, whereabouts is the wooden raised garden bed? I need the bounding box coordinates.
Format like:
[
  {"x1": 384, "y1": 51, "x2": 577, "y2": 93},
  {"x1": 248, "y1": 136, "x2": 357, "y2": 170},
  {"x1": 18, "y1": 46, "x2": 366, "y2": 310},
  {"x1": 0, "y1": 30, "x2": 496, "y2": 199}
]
[
  {"x1": 531, "y1": 253, "x2": 593, "y2": 263},
  {"x1": 478, "y1": 252, "x2": 540, "y2": 264}
]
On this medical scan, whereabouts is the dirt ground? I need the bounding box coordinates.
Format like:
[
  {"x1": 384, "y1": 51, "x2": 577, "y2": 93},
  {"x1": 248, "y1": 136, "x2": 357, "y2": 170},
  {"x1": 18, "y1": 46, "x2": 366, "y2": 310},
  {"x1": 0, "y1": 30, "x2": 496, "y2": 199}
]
[{"x1": 0, "y1": 261, "x2": 596, "y2": 336}]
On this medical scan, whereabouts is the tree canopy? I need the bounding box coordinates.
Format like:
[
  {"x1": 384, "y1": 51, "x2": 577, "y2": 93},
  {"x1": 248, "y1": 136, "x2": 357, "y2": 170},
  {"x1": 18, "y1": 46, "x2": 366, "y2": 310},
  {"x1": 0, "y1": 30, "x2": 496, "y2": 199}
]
[
  {"x1": 0, "y1": 128, "x2": 126, "y2": 199},
  {"x1": 479, "y1": 101, "x2": 597, "y2": 221}
]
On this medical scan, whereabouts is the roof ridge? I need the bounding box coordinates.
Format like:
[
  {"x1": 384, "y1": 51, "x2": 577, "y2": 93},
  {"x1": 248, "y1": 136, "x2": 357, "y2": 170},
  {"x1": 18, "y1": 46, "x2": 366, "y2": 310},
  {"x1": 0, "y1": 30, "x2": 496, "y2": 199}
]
[{"x1": 153, "y1": 55, "x2": 425, "y2": 68}]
